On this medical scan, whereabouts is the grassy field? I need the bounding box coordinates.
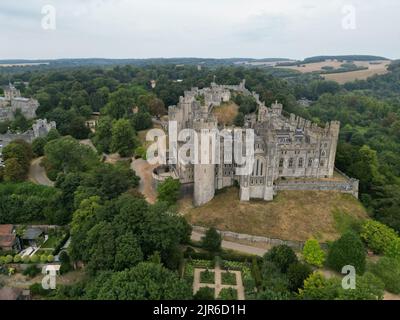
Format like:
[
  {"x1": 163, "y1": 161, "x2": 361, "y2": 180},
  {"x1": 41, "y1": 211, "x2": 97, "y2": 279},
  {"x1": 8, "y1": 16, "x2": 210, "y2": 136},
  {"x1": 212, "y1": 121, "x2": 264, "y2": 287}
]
[
  {"x1": 212, "y1": 101, "x2": 239, "y2": 126},
  {"x1": 276, "y1": 59, "x2": 390, "y2": 84},
  {"x1": 181, "y1": 188, "x2": 368, "y2": 242}
]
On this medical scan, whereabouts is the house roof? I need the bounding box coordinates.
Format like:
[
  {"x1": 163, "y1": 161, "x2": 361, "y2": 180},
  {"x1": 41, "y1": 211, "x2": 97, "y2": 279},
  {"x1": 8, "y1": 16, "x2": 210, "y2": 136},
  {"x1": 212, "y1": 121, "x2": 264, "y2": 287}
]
[
  {"x1": 0, "y1": 224, "x2": 13, "y2": 235},
  {"x1": 0, "y1": 224, "x2": 16, "y2": 248},
  {"x1": 22, "y1": 228, "x2": 44, "y2": 240}
]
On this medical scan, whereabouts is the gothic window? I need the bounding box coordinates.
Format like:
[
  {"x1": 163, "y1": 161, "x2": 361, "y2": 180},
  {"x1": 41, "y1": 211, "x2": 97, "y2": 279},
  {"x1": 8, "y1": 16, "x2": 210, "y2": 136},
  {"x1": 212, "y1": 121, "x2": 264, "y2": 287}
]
[
  {"x1": 288, "y1": 158, "x2": 294, "y2": 168},
  {"x1": 260, "y1": 163, "x2": 264, "y2": 176},
  {"x1": 308, "y1": 158, "x2": 313, "y2": 167},
  {"x1": 279, "y1": 158, "x2": 284, "y2": 167},
  {"x1": 298, "y1": 158, "x2": 303, "y2": 168},
  {"x1": 320, "y1": 160, "x2": 325, "y2": 167},
  {"x1": 321, "y1": 150, "x2": 326, "y2": 157}
]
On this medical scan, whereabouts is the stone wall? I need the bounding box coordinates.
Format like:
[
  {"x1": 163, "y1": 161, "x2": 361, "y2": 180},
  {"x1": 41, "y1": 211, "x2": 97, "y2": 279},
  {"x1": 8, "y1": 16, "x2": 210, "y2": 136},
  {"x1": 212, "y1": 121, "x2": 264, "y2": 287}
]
[
  {"x1": 273, "y1": 169, "x2": 359, "y2": 198},
  {"x1": 192, "y1": 225, "x2": 329, "y2": 251}
]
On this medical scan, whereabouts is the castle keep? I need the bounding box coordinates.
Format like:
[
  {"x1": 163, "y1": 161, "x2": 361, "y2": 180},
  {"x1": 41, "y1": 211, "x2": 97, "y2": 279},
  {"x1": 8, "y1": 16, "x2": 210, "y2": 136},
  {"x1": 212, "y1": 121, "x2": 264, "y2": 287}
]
[{"x1": 155, "y1": 80, "x2": 358, "y2": 207}]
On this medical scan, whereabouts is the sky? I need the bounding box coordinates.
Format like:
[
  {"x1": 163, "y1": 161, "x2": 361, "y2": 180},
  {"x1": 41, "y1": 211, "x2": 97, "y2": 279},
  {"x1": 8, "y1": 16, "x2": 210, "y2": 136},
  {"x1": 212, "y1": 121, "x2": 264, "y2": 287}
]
[{"x1": 1, "y1": 0, "x2": 399, "y2": 60}]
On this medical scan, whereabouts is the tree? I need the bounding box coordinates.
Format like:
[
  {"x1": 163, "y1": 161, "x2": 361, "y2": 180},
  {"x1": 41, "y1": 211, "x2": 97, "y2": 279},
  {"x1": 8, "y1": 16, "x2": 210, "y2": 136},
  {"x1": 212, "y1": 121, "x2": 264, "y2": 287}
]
[
  {"x1": 131, "y1": 111, "x2": 152, "y2": 131},
  {"x1": 287, "y1": 262, "x2": 312, "y2": 292},
  {"x1": 3, "y1": 158, "x2": 25, "y2": 182},
  {"x1": 46, "y1": 128, "x2": 61, "y2": 141},
  {"x1": 44, "y1": 136, "x2": 99, "y2": 173},
  {"x1": 302, "y1": 239, "x2": 326, "y2": 267},
  {"x1": 201, "y1": 227, "x2": 222, "y2": 253},
  {"x1": 92, "y1": 116, "x2": 112, "y2": 153},
  {"x1": 32, "y1": 137, "x2": 47, "y2": 157},
  {"x1": 369, "y1": 257, "x2": 400, "y2": 294},
  {"x1": 85, "y1": 262, "x2": 192, "y2": 300},
  {"x1": 264, "y1": 245, "x2": 298, "y2": 273},
  {"x1": 298, "y1": 272, "x2": 340, "y2": 300},
  {"x1": 114, "y1": 233, "x2": 144, "y2": 271},
  {"x1": 157, "y1": 177, "x2": 181, "y2": 206},
  {"x1": 102, "y1": 88, "x2": 135, "y2": 119},
  {"x1": 234, "y1": 112, "x2": 245, "y2": 127},
  {"x1": 338, "y1": 272, "x2": 384, "y2": 300},
  {"x1": 360, "y1": 220, "x2": 399, "y2": 254},
  {"x1": 327, "y1": 232, "x2": 366, "y2": 274},
  {"x1": 2, "y1": 139, "x2": 33, "y2": 170},
  {"x1": 110, "y1": 118, "x2": 137, "y2": 157},
  {"x1": 148, "y1": 97, "x2": 165, "y2": 117}
]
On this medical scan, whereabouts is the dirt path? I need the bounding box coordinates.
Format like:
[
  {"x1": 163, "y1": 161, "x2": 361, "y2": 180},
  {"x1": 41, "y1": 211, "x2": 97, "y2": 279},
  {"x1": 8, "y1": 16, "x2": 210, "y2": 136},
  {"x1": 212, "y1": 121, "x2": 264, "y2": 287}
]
[
  {"x1": 131, "y1": 158, "x2": 158, "y2": 204},
  {"x1": 28, "y1": 157, "x2": 54, "y2": 187},
  {"x1": 191, "y1": 230, "x2": 267, "y2": 256}
]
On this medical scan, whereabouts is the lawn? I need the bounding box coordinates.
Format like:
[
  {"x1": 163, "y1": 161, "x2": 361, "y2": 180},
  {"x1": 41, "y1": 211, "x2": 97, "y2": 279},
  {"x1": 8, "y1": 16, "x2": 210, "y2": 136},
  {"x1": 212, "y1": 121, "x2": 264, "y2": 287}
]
[
  {"x1": 221, "y1": 271, "x2": 237, "y2": 285},
  {"x1": 181, "y1": 187, "x2": 368, "y2": 242},
  {"x1": 200, "y1": 270, "x2": 215, "y2": 284},
  {"x1": 41, "y1": 234, "x2": 64, "y2": 249}
]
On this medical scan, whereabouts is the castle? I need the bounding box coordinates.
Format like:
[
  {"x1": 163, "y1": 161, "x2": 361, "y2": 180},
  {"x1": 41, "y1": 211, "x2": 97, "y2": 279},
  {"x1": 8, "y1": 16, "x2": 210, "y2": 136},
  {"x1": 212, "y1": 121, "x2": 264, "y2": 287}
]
[
  {"x1": 153, "y1": 80, "x2": 358, "y2": 207},
  {"x1": 0, "y1": 83, "x2": 39, "y2": 121}
]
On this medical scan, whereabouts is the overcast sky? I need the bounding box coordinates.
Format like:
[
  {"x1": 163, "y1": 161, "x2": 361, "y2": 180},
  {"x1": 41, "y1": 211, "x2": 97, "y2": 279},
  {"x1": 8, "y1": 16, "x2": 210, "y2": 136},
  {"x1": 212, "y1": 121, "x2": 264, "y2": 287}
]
[{"x1": 1, "y1": 0, "x2": 399, "y2": 60}]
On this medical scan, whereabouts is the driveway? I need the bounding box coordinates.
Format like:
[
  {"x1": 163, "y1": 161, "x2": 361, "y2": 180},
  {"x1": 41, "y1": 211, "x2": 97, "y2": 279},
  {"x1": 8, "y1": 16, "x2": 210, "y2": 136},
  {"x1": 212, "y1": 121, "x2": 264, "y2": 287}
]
[
  {"x1": 28, "y1": 157, "x2": 54, "y2": 187},
  {"x1": 131, "y1": 158, "x2": 158, "y2": 204}
]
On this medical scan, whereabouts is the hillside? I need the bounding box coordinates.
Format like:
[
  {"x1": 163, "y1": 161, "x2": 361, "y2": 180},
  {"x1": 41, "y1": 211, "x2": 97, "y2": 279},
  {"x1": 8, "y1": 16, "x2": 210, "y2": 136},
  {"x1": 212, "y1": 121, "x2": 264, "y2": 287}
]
[{"x1": 181, "y1": 188, "x2": 368, "y2": 243}]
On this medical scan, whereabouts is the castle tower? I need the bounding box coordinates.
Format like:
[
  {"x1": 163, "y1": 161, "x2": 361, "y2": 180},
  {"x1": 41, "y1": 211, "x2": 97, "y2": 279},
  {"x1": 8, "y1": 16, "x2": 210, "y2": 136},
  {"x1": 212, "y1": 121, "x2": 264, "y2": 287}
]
[
  {"x1": 193, "y1": 118, "x2": 217, "y2": 207},
  {"x1": 327, "y1": 121, "x2": 340, "y2": 176}
]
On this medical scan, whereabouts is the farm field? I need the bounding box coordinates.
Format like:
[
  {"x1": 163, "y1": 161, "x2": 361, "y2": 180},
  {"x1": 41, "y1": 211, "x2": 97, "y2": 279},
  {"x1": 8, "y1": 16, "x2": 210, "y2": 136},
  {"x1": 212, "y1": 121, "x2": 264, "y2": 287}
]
[{"x1": 276, "y1": 59, "x2": 391, "y2": 83}]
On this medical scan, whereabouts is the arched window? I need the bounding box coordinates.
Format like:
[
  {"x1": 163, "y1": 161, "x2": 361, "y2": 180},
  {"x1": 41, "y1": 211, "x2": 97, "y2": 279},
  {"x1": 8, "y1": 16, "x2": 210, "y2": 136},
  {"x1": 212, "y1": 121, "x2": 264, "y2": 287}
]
[
  {"x1": 321, "y1": 150, "x2": 326, "y2": 157},
  {"x1": 279, "y1": 158, "x2": 284, "y2": 167},
  {"x1": 308, "y1": 158, "x2": 313, "y2": 167},
  {"x1": 260, "y1": 162, "x2": 264, "y2": 176},
  {"x1": 298, "y1": 158, "x2": 303, "y2": 168},
  {"x1": 288, "y1": 158, "x2": 294, "y2": 168}
]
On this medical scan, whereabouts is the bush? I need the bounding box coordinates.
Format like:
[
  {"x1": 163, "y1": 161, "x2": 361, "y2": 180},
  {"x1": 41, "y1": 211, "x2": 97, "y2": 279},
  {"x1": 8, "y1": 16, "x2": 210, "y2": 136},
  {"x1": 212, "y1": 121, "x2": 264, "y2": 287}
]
[
  {"x1": 200, "y1": 270, "x2": 215, "y2": 284},
  {"x1": 29, "y1": 283, "x2": 49, "y2": 296},
  {"x1": 40, "y1": 254, "x2": 48, "y2": 263},
  {"x1": 13, "y1": 255, "x2": 21, "y2": 263},
  {"x1": 302, "y1": 239, "x2": 325, "y2": 267},
  {"x1": 327, "y1": 232, "x2": 366, "y2": 274},
  {"x1": 360, "y1": 220, "x2": 399, "y2": 254},
  {"x1": 264, "y1": 245, "x2": 298, "y2": 273},
  {"x1": 287, "y1": 262, "x2": 312, "y2": 292},
  {"x1": 0, "y1": 256, "x2": 6, "y2": 264},
  {"x1": 5, "y1": 255, "x2": 13, "y2": 264},
  {"x1": 23, "y1": 265, "x2": 41, "y2": 277},
  {"x1": 369, "y1": 257, "x2": 400, "y2": 294},
  {"x1": 47, "y1": 255, "x2": 54, "y2": 263},
  {"x1": 30, "y1": 255, "x2": 39, "y2": 263},
  {"x1": 22, "y1": 255, "x2": 30, "y2": 263},
  {"x1": 202, "y1": 228, "x2": 222, "y2": 253},
  {"x1": 385, "y1": 238, "x2": 400, "y2": 261},
  {"x1": 298, "y1": 272, "x2": 341, "y2": 300},
  {"x1": 193, "y1": 287, "x2": 215, "y2": 300},
  {"x1": 221, "y1": 271, "x2": 237, "y2": 285},
  {"x1": 218, "y1": 288, "x2": 238, "y2": 300}
]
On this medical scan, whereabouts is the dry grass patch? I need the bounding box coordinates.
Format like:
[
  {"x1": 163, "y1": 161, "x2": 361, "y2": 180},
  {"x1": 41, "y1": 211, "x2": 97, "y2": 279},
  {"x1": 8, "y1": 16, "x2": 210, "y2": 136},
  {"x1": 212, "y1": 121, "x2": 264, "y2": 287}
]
[
  {"x1": 212, "y1": 101, "x2": 239, "y2": 126},
  {"x1": 181, "y1": 188, "x2": 367, "y2": 242}
]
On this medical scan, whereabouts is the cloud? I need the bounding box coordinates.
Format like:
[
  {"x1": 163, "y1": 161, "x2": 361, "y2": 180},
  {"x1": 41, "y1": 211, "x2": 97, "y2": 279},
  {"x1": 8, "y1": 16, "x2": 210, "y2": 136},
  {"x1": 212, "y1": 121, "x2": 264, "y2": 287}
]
[{"x1": 0, "y1": 0, "x2": 399, "y2": 59}]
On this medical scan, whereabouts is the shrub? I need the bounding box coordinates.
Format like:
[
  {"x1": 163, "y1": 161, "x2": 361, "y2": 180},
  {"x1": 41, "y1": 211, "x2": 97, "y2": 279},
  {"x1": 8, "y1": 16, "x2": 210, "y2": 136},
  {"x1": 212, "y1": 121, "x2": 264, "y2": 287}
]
[
  {"x1": 338, "y1": 272, "x2": 384, "y2": 300},
  {"x1": 385, "y1": 237, "x2": 400, "y2": 261},
  {"x1": 302, "y1": 239, "x2": 325, "y2": 267},
  {"x1": 47, "y1": 255, "x2": 54, "y2": 263},
  {"x1": 218, "y1": 288, "x2": 238, "y2": 300},
  {"x1": 13, "y1": 255, "x2": 21, "y2": 263},
  {"x1": 298, "y1": 272, "x2": 341, "y2": 300},
  {"x1": 263, "y1": 245, "x2": 298, "y2": 273},
  {"x1": 23, "y1": 265, "x2": 41, "y2": 277},
  {"x1": 5, "y1": 255, "x2": 13, "y2": 264},
  {"x1": 369, "y1": 257, "x2": 400, "y2": 294},
  {"x1": 221, "y1": 271, "x2": 237, "y2": 285},
  {"x1": 22, "y1": 255, "x2": 30, "y2": 263},
  {"x1": 327, "y1": 232, "x2": 366, "y2": 274},
  {"x1": 30, "y1": 255, "x2": 39, "y2": 263},
  {"x1": 360, "y1": 220, "x2": 399, "y2": 254},
  {"x1": 40, "y1": 254, "x2": 48, "y2": 263},
  {"x1": 193, "y1": 287, "x2": 215, "y2": 300},
  {"x1": 0, "y1": 256, "x2": 6, "y2": 264},
  {"x1": 287, "y1": 262, "x2": 312, "y2": 292},
  {"x1": 29, "y1": 283, "x2": 49, "y2": 296},
  {"x1": 200, "y1": 270, "x2": 215, "y2": 284},
  {"x1": 201, "y1": 228, "x2": 222, "y2": 253}
]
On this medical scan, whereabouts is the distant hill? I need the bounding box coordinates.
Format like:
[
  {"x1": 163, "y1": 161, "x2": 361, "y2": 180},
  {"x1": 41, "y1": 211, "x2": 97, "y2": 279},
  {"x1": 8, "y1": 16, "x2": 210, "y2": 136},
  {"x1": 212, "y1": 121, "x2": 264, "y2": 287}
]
[{"x1": 303, "y1": 55, "x2": 389, "y2": 63}]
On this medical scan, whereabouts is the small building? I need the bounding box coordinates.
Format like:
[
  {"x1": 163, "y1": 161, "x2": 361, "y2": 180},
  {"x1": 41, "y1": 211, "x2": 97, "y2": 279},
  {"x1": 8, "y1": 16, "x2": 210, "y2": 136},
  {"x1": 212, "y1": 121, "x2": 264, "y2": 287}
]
[
  {"x1": 21, "y1": 227, "x2": 45, "y2": 247},
  {"x1": 0, "y1": 224, "x2": 21, "y2": 252}
]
